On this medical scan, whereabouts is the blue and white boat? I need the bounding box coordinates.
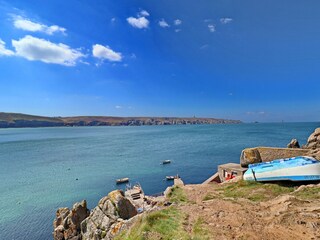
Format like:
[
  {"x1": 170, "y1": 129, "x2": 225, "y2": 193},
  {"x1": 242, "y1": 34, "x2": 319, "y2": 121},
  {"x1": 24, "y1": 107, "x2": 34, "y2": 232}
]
[{"x1": 243, "y1": 156, "x2": 320, "y2": 182}]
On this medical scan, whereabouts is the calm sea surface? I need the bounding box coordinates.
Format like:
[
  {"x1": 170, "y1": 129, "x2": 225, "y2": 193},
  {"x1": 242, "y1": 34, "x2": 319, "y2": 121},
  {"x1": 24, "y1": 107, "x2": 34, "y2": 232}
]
[{"x1": 0, "y1": 123, "x2": 318, "y2": 239}]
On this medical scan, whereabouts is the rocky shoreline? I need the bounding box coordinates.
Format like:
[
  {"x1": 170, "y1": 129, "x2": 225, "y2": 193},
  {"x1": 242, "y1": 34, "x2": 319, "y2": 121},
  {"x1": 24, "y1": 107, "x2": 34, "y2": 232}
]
[
  {"x1": 53, "y1": 127, "x2": 320, "y2": 240},
  {"x1": 0, "y1": 112, "x2": 241, "y2": 128}
]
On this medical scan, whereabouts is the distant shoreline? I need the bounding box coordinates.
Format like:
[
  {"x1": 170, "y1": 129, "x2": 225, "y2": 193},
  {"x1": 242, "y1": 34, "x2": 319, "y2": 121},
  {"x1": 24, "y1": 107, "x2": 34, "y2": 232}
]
[{"x1": 0, "y1": 112, "x2": 242, "y2": 128}]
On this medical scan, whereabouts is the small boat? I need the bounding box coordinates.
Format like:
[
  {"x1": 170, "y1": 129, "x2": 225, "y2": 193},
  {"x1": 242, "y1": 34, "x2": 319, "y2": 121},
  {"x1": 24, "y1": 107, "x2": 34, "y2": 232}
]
[
  {"x1": 243, "y1": 156, "x2": 320, "y2": 182},
  {"x1": 166, "y1": 176, "x2": 175, "y2": 180},
  {"x1": 116, "y1": 177, "x2": 129, "y2": 184},
  {"x1": 161, "y1": 160, "x2": 171, "y2": 165},
  {"x1": 166, "y1": 174, "x2": 180, "y2": 181}
]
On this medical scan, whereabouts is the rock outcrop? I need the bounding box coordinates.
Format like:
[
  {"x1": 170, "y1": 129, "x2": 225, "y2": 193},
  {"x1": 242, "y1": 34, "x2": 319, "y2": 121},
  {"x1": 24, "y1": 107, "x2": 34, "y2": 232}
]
[
  {"x1": 53, "y1": 200, "x2": 90, "y2": 240},
  {"x1": 81, "y1": 190, "x2": 137, "y2": 240},
  {"x1": 306, "y1": 128, "x2": 320, "y2": 150},
  {"x1": 53, "y1": 190, "x2": 138, "y2": 240},
  {"x1": 287, "y1": 138, "x2": 300, "y2": 148}
]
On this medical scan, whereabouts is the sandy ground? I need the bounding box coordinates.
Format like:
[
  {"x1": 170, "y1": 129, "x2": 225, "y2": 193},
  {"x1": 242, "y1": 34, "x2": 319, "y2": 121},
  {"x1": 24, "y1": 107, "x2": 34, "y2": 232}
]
[{"x1": 179, "y1": 183, "x2": 320, "y2": 240}]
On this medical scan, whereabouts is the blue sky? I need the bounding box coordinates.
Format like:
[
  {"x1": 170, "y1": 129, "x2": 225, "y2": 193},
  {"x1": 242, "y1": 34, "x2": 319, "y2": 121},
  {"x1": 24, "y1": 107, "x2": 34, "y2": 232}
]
[{"x1": 0, "y1": 0, "x2": 319, "y2": 122}]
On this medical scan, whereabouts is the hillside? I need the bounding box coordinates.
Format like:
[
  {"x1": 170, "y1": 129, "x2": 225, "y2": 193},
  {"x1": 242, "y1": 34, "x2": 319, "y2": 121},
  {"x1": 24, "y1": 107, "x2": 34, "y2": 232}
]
[
  {"x1": 0, "y1": 112, "x2": 242, "y2": 128},
  {"x1": 116, "y1": 181, "x2": 320, "y2": 240}
]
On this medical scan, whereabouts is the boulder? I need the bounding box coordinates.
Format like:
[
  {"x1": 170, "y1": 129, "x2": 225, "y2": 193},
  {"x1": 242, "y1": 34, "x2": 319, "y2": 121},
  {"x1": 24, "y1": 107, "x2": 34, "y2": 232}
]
[
  {"x1": 107, "y1": 190, "x2": 137, "y2": 220},
  {"x1": 53, "y1": 200, "x2": 90, "y2": 240},
  {"x1": 287, "y1": 139, "x2": 300, "y2": 148},
  {"x1": 240, "y1": 148, "x2": 262, "y2": 167},
  {"x1": 306, "y1": 128, "x2": 320, "y2": 149}
]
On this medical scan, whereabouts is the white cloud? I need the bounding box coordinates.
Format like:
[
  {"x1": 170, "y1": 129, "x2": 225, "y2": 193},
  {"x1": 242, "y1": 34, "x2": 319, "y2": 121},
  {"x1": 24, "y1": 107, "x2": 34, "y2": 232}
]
[
  {"x1": 92, "y1": 44, "x2": 122, "y2": 62},
  {"x1": 12, "y1": 35, "x2": 84, "y2": 66},
  {"x1": 13, "y1": 16, "x2": 66, "y2": 35},
  {"x1": 0, "y1": 39, "x2": 14, "y2": 56},
  {"x1": 111, "y1": 17, "x2": 116, "y2": 23},
  {"x1": 159, "y1": 19, "x2": 170, "y2": 28},
  {"x1": 139, "y1": 10, "x2": 149, "y2": 17},
  {"x1": 115, "y1": 105, "x2": 122, "y2": 109},
  {"x1": 220, "y1": 18, "x2": 233, "y2": 24},
  {"x1": 175, "y1": 29, "x2": 181, "y2": 33},
  {"x1": 174, "y1": 19, "x2": 182, "y2": 25},
  {"x1": 127, "y1": 16, "x2": 149, "y2": 29},
  {"x1": 208, "y1": 24, "x2": 215, "y2": 32}
]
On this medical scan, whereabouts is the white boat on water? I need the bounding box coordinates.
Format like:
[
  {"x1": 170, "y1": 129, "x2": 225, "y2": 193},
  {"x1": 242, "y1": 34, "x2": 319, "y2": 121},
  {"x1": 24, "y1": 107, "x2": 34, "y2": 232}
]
[
  {"x1": 161, "y1": 160, "x2": 171, "y2": 165},
  {"x1": 243, "y1": 156, "x2": 320, "y2": 182},
  {"x1": 116, "y1": 177, "x2": 129, "y2": 184}
]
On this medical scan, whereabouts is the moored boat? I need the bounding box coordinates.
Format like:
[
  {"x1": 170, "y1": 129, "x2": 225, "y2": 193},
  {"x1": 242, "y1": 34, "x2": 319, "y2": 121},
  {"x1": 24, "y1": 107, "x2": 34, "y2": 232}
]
[
  {"x1": 116, "y1": 177, "x2": 129, "y2": 184},
  {"x1": 162, "y1": 160, "x2": 171, "y2": 165},
  {"x1": 243, "y1": 156, "x2": 320, "y2": 182},
  {"x1": 166, "y1": 176, "x2": 175, "y2": 180},
  {"x1": 165, "y1": 174, "x2": 180, "y2": 180}
]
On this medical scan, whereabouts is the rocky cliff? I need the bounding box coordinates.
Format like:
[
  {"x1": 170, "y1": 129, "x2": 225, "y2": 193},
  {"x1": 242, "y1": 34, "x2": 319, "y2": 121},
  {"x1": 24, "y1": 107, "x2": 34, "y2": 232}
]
[
  {"x1": 53, "y1": 190, "x2": 150, "y2": 240},
  {"x1": 0, "y1": 112, "x2": 241, "y2": 128}
]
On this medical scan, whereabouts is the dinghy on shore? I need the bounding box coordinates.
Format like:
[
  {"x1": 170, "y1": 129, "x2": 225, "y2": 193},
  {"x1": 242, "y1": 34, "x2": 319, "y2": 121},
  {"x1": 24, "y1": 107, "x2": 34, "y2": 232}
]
[{"x1": 243, "y1": 156, "x2": 320, "y2": 182}]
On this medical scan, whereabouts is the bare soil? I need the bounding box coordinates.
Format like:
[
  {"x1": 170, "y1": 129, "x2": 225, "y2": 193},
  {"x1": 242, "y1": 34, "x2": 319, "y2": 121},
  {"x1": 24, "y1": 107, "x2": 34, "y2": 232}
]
[{"x1": 179, "y1": 182, "x2": 320, "y2": 240}]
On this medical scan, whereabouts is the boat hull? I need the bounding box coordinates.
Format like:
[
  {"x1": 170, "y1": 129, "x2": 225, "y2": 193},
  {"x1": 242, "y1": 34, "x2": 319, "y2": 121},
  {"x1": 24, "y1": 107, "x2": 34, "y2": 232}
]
[{"x1": 244, "y1": 157, "x2": 320, "y2": 182}]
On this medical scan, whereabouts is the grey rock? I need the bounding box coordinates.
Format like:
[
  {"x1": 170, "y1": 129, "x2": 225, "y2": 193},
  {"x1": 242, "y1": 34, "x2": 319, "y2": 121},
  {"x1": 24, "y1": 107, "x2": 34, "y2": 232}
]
[{"x1": 287, "y1": 139, "x2": 300, "y2": 148}]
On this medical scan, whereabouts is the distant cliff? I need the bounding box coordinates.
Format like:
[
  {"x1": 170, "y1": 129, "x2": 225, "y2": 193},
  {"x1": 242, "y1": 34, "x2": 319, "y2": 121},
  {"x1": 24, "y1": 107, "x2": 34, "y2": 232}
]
[{"x1": 0, "y1": 112, "x2": 242, "y2": 128}]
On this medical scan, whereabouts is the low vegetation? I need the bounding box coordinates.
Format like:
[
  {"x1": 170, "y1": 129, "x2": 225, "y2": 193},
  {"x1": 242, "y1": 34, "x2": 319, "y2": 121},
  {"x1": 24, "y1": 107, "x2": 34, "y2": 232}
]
[
  {"x1": 217, "y1": 180, "x2": 295, "y2": 202},
  {"x1": 293, "y1": 186, "x2": 320, "y2": 200},
  {"x1": 168, "y1": 186, "x2": 188, "y2": 203}
]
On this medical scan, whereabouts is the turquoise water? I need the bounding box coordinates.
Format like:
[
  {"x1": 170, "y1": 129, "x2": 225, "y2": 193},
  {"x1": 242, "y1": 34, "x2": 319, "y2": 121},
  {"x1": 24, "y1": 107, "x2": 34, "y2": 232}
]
[{"x1": 0, "y1": 123, "x2": 318, "y2": 239}]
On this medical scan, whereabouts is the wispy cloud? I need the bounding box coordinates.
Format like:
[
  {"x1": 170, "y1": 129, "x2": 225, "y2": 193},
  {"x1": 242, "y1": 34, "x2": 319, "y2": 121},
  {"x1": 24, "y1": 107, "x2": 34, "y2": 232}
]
[
  {"x1": 220, "y1": 18, "x2": 233, "y2": 24},
  {"x1": 159, "y1": 19, "x2": 170, "y2": 28},
  {"x1": 92, "y1": 44, "x2": 122, "y2": 62},
  {"x1": 246, "y1": 111, "x2": 266, "y2": 115},
  {"x1": 174, "y1": 19, "x2": 182, "y2": 25},
  {"x1": 115, "y1": 105, "x2": 122, "y2": 109},
  {"x1": 13, "y1": 16, "x2": 66, "y2": 35},
  {"x1": 200, "y1": 44, "x2": 209, "y2": 50},
  {"x1": 175, "y1": 29, "x2": 181, "y2": 33},
  {"x1": 0, "y1": 39, "x2": 14, "y2": 56},
  {"x1": 12, "y1": 35, "x2": 84, "y2": 66},
  {"x1": 127, "y1": 10, "x2": 150, "y2": 29},
  {"x1": 139, "y1": 10, "x2": 149, "y2": 17},
  {"x1": 208, "y1": 24, "x2": 215, "y2": 32}
]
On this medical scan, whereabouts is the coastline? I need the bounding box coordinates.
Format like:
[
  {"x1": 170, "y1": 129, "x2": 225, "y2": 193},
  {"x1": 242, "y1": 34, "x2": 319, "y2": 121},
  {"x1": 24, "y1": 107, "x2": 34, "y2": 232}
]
[
  {"x1": 53, "y1": 126, "x2": 320, "y2": 239},
  {"x1": 0, "y1": 112, "x2": 241, "y2": 128}
]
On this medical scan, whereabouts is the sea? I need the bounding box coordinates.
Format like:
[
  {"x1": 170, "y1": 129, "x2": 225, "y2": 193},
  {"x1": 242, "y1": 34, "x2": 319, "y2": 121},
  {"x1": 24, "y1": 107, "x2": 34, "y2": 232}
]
[{"x1": 0, "y1": 122, "x2": 318, "y2": 240}]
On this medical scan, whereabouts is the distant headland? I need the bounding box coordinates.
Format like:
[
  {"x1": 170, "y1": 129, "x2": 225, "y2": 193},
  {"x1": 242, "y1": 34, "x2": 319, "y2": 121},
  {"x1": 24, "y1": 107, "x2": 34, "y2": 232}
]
[{"x1": 0, "y1": 112, "x2": 241, "y2": 128}]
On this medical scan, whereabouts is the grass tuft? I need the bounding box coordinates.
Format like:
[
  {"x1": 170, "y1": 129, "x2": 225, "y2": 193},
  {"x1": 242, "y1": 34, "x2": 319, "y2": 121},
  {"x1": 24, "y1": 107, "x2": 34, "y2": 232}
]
[{"x1": 168, "y1": 186, "x2": 188, "y2": 203}]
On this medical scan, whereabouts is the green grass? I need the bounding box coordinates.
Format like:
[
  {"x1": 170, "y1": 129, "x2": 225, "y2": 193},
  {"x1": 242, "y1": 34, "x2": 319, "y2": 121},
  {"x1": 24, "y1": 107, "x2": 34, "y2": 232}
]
[
  {"x1": 218, "y1": 180, "x2": 295, "y2": 202},
  {"x1": 115, "y1": 207, "x2": 211, "y2": 240},
  {"x1": 192, "y1": 217, "x2": 210, "y2": 240},
  {"x1": 168, "y1": 186, "x2": 188, "y2": 203},
  {"x1": 293, "y1": 187, "x2": 320, "y2": 200},
  {"x1": 115, "y1": 207, "x2": 190, "y2": 240}
]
